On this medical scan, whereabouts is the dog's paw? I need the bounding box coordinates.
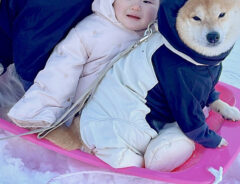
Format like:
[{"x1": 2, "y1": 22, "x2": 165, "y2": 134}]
[
  {"x1": 220, "y1": 106, "x2": 240, "y2": 121},
  {"x1": 218, "y1": 138, "x2": 228, "y2": 148},
  {"x1": 210, "y1": 100, "x2": 240, "y2": 121}
]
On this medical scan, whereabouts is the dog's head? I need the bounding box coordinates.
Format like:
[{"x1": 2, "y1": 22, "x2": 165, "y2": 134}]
[
  {"x1": 158, "y1": 0, "x2": 240, "y2": 60},
  {"x1": 176, "y1": 0, "x2": 240, "y2": 56}
]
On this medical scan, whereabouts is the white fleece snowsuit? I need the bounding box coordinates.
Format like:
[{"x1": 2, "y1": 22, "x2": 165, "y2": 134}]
[
  {"x1": 8, "y1": 0, "x2": 141, "y2": 127},
  {"x1": 79, "y1": 32, "x2": 195, "y2": 171}
]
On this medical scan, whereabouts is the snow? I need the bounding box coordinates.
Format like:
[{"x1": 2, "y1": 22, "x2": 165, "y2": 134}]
[{"x1": 0, "y1": 41, "x2": 240, "y2": 184}]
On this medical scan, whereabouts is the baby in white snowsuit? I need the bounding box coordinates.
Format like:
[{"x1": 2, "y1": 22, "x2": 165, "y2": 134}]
[{"x1": 8, "y1": 0, "x2": 160, "y2": 127}]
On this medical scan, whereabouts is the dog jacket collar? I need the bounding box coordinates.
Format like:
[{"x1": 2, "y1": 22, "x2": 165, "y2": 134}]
[{"x1": 162, "y1": 36, "x2": 207, "y2": 66}]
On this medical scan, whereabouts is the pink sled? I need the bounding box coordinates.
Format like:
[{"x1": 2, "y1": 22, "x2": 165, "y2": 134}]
[{"x1": 0, "y1": 81, "x2": 240, "y2": 184}]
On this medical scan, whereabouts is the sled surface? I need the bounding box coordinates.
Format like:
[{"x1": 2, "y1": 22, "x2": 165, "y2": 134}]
[{"x1": 1, "y1": 82, "x2": 240, "y2": 184}]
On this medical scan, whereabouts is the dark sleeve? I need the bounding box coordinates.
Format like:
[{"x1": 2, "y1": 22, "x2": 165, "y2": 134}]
[
  {"x1": 206, "y1": 89, "x2": 220, "y2": 106},
  {"x1": 0, "y1": 0, "x2": 93, "y2": 82},
  {"x1": 164, "y1": 71, "x2": 221, "y2": 147},
  {"x1": 152, "y1": 53, "x2": 222, "y2": 148},
  {"x1": 166, "y1": 71, "x2": 222, "y2": 147},
  {"x1": 207, "y1": 64, "x2": 222, "y2": 106}
]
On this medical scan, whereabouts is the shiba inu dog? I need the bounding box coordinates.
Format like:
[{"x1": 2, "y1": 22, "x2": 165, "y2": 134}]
[{"x1": 175, "y1": 0, "x2": 240, "y2": 146}]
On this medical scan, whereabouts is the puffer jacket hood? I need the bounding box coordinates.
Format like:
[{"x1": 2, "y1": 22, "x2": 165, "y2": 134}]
[
  {"x1": 157, "y1": 0, "x2": 232, "y2": 65},
  {"x1": 92, "y1": 0, "x2": 122, "y2": 27}
]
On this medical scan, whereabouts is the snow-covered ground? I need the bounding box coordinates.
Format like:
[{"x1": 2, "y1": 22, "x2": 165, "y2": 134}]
[{"x1": 0, "y1": 41, "x2": 239, "y2": 184}]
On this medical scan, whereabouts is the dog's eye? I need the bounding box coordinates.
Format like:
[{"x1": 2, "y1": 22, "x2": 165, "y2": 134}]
[
  {"x1": 219, "y1": 12, "x2": 226, "y2": 18},
  {"x1": 192, "y1": 16, "x2": 201, "y2": 21}
]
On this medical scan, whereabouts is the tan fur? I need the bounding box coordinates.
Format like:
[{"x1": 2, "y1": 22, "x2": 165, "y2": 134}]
[
  {"x1": 45, "y1": 116, "x2": 91, "y2": 152},
  {"x1": 176, "y1": 0, "x2": 240, "y2": 56}
]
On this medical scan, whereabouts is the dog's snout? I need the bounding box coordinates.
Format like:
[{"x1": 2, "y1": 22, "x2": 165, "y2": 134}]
[{"x1": 207, "y1": 31, "x2": 220, "y2": 44}]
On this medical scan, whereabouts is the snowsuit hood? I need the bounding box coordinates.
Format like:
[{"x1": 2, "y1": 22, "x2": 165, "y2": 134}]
[
  {"x1": 92, "y1": 0, "x2": 122, "y2": 28},
  {"x1": 157, "y1": 0, "x2": 232, "y2": 66}
]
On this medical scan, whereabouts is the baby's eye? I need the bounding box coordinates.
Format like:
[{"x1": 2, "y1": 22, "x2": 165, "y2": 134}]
[
  {"x1": 192, "y1": 16, "x2": 201, "y2": 21},
  {"x1": 218, "y1": 12, "x2": 226, "y2": 18},
  {"x1": 143, "y1": 0, "x2": 153, "y2": 4}
]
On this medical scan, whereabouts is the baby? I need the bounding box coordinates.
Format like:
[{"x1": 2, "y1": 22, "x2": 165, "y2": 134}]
[{"x1": 8, "y1": 0, "x2": 160, "y2": 127}]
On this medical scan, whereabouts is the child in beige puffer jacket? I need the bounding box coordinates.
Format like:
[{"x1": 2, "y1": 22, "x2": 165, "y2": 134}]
[{"x1": 8, "y1": 0, "x2": 160, "y2": 128}]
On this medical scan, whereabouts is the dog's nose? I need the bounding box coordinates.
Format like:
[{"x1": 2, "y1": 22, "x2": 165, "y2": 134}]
[{"x1": 207, "y1": 31, "x2": 220, "y2": 44}]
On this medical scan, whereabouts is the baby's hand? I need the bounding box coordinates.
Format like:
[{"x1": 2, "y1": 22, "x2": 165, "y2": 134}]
[{"x1": 218, "y1": 138, "x2": 228, "y2": 148}]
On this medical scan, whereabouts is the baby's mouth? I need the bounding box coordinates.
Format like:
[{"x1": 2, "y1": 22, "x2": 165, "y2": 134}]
[{"x1": 127, "y1": 15, "x2": 141, "y2": 20}]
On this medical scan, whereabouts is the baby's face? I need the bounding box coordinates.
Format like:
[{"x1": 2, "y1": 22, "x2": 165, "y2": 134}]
[{"x1": 114, "y1": 0, "x2": 159, "y2": 31}]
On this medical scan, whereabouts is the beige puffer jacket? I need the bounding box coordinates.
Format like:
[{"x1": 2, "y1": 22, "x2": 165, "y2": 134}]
[{"x1": 8, "y1": 0, "x2": 141, "y2": 127}]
